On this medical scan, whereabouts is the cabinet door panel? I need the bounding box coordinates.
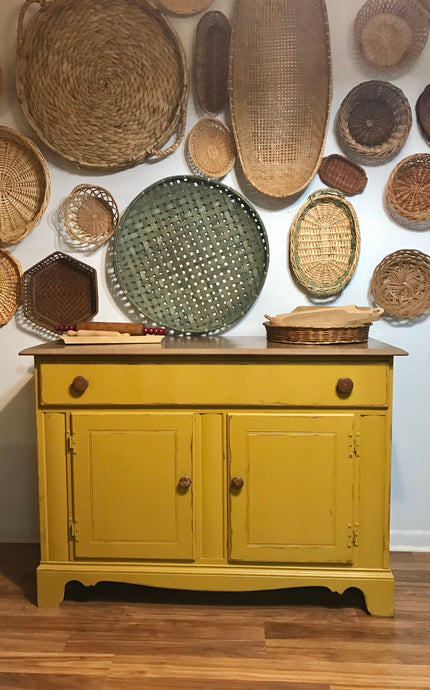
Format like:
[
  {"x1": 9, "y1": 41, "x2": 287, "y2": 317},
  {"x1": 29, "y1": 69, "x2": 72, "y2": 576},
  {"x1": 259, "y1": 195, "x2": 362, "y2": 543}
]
[
  {"x1": 228, "y1": 413, "x2": 355, "y2": 564},
  {"x1": 71, "y1": 413, "x2": 194, "y2": 560}
]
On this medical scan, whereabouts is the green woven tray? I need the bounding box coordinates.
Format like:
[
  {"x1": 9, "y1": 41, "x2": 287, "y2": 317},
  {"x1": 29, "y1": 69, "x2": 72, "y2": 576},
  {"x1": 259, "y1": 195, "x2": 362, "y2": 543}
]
[{"x1": 112, "y1": 176, "x2": 269, "y2": 333}]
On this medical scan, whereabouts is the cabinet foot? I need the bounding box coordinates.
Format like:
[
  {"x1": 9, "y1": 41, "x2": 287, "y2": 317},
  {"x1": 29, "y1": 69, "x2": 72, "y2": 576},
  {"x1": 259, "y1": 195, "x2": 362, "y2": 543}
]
[
  {"x1": 360, "y1": 579, "x2": 394, "y2": 616},
  {"x1": 37, "y1": 568, "x2": 67, "y2": 608}
]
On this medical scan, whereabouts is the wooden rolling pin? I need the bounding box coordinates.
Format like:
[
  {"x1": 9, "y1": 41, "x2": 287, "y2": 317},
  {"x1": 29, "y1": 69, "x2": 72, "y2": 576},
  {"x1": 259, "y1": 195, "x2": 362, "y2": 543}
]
[
  {"x1": 76, "y1": 321, "x2": 144, "y2": 335},
  {"x1": 67, "y1": 330, "x2": 128, "y2": 337}
]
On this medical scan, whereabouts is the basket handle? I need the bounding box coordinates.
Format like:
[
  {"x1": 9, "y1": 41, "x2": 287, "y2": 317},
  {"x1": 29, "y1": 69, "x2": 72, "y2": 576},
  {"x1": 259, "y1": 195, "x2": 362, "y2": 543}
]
[
  {"x1": 147, "y1": 104, "x2": 187, "y2": 159},
  {"x1": 309, "y1": 188, "x2": 346, "y2": 201},
  {"x1": 17, "y1": 0, "x2": 49, "y2": 50}
]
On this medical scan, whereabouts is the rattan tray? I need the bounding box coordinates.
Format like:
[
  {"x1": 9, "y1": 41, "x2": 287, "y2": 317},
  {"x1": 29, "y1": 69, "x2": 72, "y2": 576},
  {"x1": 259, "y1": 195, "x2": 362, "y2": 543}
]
[
  {"x1": 416, "y1": 85, "x2": 430, "y2": 144},
  {"x1": 16, "y1": 0, "x2": 188, "y2": 171},
  {"x1": 157, "y1": 0, "x2": 213, "y2": 14},
  {"x1": 60, "y1": 184, "x2": 119, "y2": 247},
  {"x1": 370, "y1": 249, "x2": 430, "y2": 318},
  {"x1": 0, "y1": 249, "x2": 22, "y2": 326},
  {"x1": 0, "y1": 126, "x2": 50, "y2": 244},
  {"x1": 289, "y1": 189, "x2": 360, "y2": 297},
  {"x1": 113, "y1": 176, "x2": 269, "y2": 334},
  {"x1": 318, "y1": 154, "x2": 368, "y2": 195},
  {"x1": 264, "y1": 322, "x2": 370, "y2": 345},
  {"x1": 385, "y1": 154, "x2": 430, "y2": 229},
  {"x1": 186, "y1": 118, "x2": 235, "y2": 179},
  {"x1": 229, "y1": 0, "x2": 332, "y2": 198},
  {"x1": 194, "y1": 11, "x2": 230, "y2": 116},
  {"x1": 23, "y1": 251, "x2": 98, "y2": 332}
]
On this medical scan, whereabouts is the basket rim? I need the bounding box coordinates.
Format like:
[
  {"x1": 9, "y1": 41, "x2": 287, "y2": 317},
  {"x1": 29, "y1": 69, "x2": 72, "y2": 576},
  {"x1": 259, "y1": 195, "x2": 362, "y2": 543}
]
[{"x1": 157, "y1": 0, "x2": 214, "y2": 15}]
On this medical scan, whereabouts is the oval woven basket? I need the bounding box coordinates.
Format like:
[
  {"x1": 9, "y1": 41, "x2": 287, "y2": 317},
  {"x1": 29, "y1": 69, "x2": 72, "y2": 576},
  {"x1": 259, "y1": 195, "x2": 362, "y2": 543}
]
[
  {"x1": 187, "y1": 118, "x2": 235, "y2": 179},
  {"x1": 416, "y1": 84, "x2": 430, "y2": 144},
  {"x1": 0, "y1": 249, "x2": 22, "y2": 326},
  {"x1": 60, "y1": 184, "x2": 119, "y2": 247},
  {"x1": 370, "y1": 249, "x2": 430, "y2": 318},
  {"x1": 194, "y1": 11, "x2": 231, "y2": 116},
  {"x1": 157, "y1": 0, "x2": 213, "y2": 14},
  {"x1": 16, "y1": 0, "x2": 188, "y2": 171},
  {"x1": 385, "y1": 154, "x2": 430, "y2": 229},
  {"x1": 289, "y1": 188, "x2": 361, "y2": 298},
  {"x1": 229, "y1": 0, "x2": 332, "y2": 198},
  {"x1": 112, "y1": 176, "x2": 269, "y2": 334},
  {"x1": 318, "y1": 154, "x2": 368, "y2": 195},
  {"x1": 264, "y1": 322, "x2": 370, "y2": 345},
  {"x1": 0, "y1": 126, "x2": 50, "y2": 244},
  {"x1": 354, "y1": 0, "x2": 429, "y2": 74},
  {"x1": 337, "y1": 80, "x2": 411, "y2": 164}
]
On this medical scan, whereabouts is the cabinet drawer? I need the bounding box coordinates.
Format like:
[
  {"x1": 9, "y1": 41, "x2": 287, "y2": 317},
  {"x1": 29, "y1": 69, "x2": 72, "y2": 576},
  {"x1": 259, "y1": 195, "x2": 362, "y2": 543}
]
[{"x1": 38, "y1": 360, "x2": 389, "y2": 408}]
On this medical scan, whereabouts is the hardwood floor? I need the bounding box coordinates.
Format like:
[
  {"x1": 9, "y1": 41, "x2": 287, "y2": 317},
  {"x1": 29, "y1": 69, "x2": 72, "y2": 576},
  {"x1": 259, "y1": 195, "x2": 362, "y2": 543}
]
[{"x1": 0, "y1": 545, "x2": 429, "y2": 689}]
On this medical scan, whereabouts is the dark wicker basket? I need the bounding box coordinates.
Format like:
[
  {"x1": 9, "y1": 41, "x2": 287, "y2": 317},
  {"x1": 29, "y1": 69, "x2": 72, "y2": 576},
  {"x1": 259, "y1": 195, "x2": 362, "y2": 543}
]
[
  {"x1": 416, "y1": 84, "x2": 430, "y2": 144},
  {"x1": 194, "y1": 11, "x2": 230, "y2": 116},
  {"x1": 318, "y1": 155, "x2": 368, "y2": 195},
  {"x1": 264, "y1": 322, "x2": 370, "y2": 345},
  {"x1": 370, "y1": 249, "x2": 430, "y2": 318}
]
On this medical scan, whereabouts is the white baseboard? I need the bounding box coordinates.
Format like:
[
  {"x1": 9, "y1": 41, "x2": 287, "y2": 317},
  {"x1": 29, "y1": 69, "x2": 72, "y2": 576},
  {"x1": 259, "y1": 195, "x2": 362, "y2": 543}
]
[{"x1": 390, "y1": 530, "x2": 430, "y2": 552}]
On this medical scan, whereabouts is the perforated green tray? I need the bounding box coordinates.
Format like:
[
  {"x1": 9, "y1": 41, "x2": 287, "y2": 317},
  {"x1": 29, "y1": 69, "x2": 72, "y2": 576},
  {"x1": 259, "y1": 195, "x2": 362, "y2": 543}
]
[{"x1": 112, "y1": 176, "x2": 269, "y2": 333}]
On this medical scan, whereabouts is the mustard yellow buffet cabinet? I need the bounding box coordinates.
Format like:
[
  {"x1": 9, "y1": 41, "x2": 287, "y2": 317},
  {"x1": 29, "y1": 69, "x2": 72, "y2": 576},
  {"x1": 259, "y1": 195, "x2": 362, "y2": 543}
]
[{"x1": 21, "y1": 336, "x2": 406, "y2": 614}]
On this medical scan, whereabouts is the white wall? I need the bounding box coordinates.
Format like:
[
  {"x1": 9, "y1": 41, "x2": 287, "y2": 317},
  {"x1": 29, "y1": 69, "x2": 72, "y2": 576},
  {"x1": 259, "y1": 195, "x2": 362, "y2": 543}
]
[{"x1": 0, "y1": 0, "x2": 429, "y2": 548}]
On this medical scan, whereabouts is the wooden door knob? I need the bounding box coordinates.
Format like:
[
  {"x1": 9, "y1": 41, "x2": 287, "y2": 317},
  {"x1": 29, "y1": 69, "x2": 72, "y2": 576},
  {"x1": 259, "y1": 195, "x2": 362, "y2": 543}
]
[
  {"x1": 178, "y1": 476, "x2": 192, "y2": 490},
  {"x1": 71, "y1": 375, "x2": 89, "y2": 393},
  {"x1": 231, "y1": 476, "x2": 244, "y2": 490},
  {"x1": 336, "y1": 377, "x2": 354, "y2": 395}
]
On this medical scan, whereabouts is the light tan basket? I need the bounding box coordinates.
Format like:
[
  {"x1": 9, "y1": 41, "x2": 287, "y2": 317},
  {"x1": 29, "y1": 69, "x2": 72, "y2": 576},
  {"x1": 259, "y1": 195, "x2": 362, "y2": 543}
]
[
  {"x1": 60, "y1": 184, "x2": 119, "y2": 247},
  {"x1": 187, "y1": 118, "x2": 235, "y2": 179},
  {"x1": 157, "y1": 0, "x2": 213, "y2": 14},
  {"x1": 385, "y1": 154, "x2": 430, "y2": 229},
  {"x1": 354, "y1": 0, "x2": 429, "y2": 73},
  {"x1": 0, "y1": 125, "x2": 50, "y2": 244},
  {"x1": 16, "y1": 0, "x2": 188, "y2": 171},
  {"x1": 0, "y1": 249, "x2": 22, "y2": 326},
  {"x1": 370, "y1": 249, "x2": 430, "y2": 318},
  {"x1": 229, "y1": 0, "x2": 332, "y2": 198}
]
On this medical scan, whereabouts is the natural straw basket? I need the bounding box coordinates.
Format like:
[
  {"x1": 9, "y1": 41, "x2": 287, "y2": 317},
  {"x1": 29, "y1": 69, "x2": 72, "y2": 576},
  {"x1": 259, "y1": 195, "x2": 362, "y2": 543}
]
[
  {"x1": 229, "y1": 0, "x2": 332, "y2": 198},
  {"x1": 370, "y1": 249, "x2": 430, "y2": 318},
  {"x1": 318, "y1": 154, "x2": 368, "y2": 195},
  {"x1": 385, "y1": 154, "x2": 430, "y2": 229},
  {"x1": 354, "y1": 0, "x2": 429, "y2": 74},
  {"x1": 16, "y1": 0, "x2": 188, "y2": 172},
  {"x1": 416, "y1": 85, "x2": 430, "y2": 144},
  {"x1": 186, "y1": 118, "x2": 235, "y2": 179},
  {"x1": 337, "y1": 81, "x2": 411, "y2": 164},
  {"x1": 0, "y1": 126, "x2": 50, "y2": 244},
  {"x1": 289, "y1": 189, "x2": 360, "y2": 298},
  {"x1": 194, "y1": 11, "x2": 231, "y2": 116},
  {"x1": 60, "y1": 184, "x2": 119, "y2": 247},
  {"x1": 157, "y1": 0, "x2": 213, "y2": 14},
  {"x1": 0, "y1": 249, "x2": 22, "y2": 326},
  {"x1": 264, "y1": 322, "x2": 370, "y2": 345}
]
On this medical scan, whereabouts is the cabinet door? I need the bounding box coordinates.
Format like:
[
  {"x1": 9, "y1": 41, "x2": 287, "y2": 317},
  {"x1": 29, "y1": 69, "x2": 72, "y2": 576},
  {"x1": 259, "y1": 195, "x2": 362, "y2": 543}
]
[
  {"x1": 70, "y1": 412, "x2": 194, "y2": 560},
  {"x1": 228, "y1": 413, "x2": 355, "y2": 564}
]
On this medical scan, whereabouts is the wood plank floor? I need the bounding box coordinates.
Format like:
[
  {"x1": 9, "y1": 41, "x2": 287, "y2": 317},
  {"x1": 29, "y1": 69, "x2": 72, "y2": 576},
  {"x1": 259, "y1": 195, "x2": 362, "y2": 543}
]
[{"x1": 0, "y1": 546, "x2": 429, "y2": 689}]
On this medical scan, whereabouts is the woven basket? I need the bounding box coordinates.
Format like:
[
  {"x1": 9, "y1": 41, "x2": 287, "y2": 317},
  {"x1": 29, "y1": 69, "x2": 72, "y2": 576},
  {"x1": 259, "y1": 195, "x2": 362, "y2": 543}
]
[
  {"x1": 0, "y1": 249, "x2": 22, "y2": 326},
  {"x1": 23, "y1": 251, "x2": 98, "y2": 332},
  {"x1": 370, "y1": 249, "x2": 430, "y2": 318},
  {"x1": 318, "y1": 155, "x2": 368, "y2": 195},
  {"x1": 112, "y1": 176, "x2": 269, "y2": 334},
  {"x1": 194, "y1": 11, "x2": 230, "y2": 116},
  {"x1": 187, "y1": 118, "x2": 235, "y2": 179},
  {"x1": 416, "y1": 84, "x2": 430, "y2": 144},
  {"x1": 229, "y1": 0, "x2": 332, "y2": 198},
  {"x1": 289, "y1": 188, "x2": 360, "y2": 298},
  {"x1": 16, "y1": 0, "x2": 188, "y2": 171},
  {"x1": 417, "y1": 0, "x2": 430, "y2": 18},
  {"x1": 337, "y1": 81, "x2": 411, "y2": 164},
  {"x1": 157, "y1": 0, "x2": 213, "y2": 14},
  {"x1": 60, "y1": 184, "x2": 119, "y2": 247},
  {"x1": 354, "y1": 0, "x2": 429, "y2": 73},
  {"x1": 264, "y1": 322, "x2": 370, "y2": 345},
  {"x1": 385, "y1": 154, "x2": 430, "y2": 229},
  {"x1": 0, "y1": 126, "x2": 50, "y2": 244}
]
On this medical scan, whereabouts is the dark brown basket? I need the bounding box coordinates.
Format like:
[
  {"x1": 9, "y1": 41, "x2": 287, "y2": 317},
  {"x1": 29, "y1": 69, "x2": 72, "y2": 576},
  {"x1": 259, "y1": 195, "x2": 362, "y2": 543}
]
[
  {"x1": 416, "y1": 84, "x2": 430, "y2": 144},
  {"x1": 194, "y1": 11, "x2": 230, "y2": 116},
  {"x1": 318, "y1": 154, "x2": 368, "y2": 195},
  {"x1": 370, "y1": 249, "x2": 430, "y2": 318},
  {"x1": 264, "y1": 322, "x2": 370, "y2": 345},
  {"x1": 23, "y1": 252, "x2": 98, "y2": 332}
]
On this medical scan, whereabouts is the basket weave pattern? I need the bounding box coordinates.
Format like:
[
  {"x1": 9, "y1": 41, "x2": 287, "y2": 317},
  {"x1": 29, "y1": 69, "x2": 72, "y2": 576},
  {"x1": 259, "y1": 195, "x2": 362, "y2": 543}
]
[
  {"x1": 195, "y1": 11, "x2": 230, "y2": 116},
  {"x1": 416, "y1": 84, "x2": 430, "y2": 143},
  {"x1": 0, "y1": 249, "x2": 22, "y2": 325},
  {"x1": 318, "y1": 155, "x2": 368, "y2": 195},
  {"x1": 264, "y1": 322, "x2": 370, "y2": 345},
  {"x1": 187, "y1": 118, "x2": 235, "y2": 179},
  {"x1": 60, "y1": 184, "x2": 119, "y2": 246},
  {"x1": 385, "y1": 154, "x2": 430, "y2": 229},
  {"x1": 371, "y1": 249, "x2": 430, "y2": 317}
]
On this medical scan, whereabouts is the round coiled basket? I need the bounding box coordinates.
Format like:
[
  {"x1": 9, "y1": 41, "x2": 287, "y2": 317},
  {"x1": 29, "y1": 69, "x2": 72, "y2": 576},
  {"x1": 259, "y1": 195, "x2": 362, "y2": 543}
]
[
  {"x1": 385, "y1": 154, "x2": 430, "y2": 229},
  {"x1": 186, "y1": 118, "x2": 235, "y2": 179},
  {"x1": 370, "y1": 249, "x2": 430, "y2": 318},
  {"x1": 60, "y1": 184, "x2": 119, "y2": 247}
]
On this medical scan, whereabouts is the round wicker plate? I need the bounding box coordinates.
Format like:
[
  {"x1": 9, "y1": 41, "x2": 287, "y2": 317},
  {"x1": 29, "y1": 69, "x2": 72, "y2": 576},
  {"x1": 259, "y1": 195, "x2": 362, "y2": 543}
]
[
  {"x1": 0, "y1": 126, "x2": 50, "y2": 244},
  {"x1": 16, "y1": 0, "x2": 188, "y2": 171},
  {"x1": 60, "y1": 184, "x2": 119, "y2": 247},
  {"x1": 112, "y1": 176, "x2": 269, "y2": 334},
  {"x1": 0, "y1": 249, "x2": 22, "y2": 326},
  {"x1": 187, "y1": 118, "x2": 235, "y2": 179},
  {"x1": 370, "y1": 249, "x2": 430, "y2": 317},
  {"x1": 385, "y1": 154, "x2": 430, "y2": 229}
]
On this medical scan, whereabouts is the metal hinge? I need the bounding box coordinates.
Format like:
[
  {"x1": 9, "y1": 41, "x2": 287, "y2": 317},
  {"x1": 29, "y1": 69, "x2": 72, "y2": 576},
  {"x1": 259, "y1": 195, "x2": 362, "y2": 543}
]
[
  {"x1": 66, "y1": 432, "x2": 75, "y2": 454},
  {"x1": 68, "y1": 518, "x2": 79, "y2": 541},
  {"x1": 348, "y1": 432, "x2": 360, "y2": 458},
  {"x1": 347, "y1": 522, "x2": 359, "y2": 548}
]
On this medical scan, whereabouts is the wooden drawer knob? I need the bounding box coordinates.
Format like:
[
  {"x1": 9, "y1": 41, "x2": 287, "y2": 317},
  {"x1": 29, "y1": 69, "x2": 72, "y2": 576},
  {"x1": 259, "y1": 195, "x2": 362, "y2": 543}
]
[
  {"x1": 178, "y1": 476, "x2": 192, "y2": 490},
  {"x1": 71, "y1": 376, "x2": 89, "y2": 393},
  {"x1": 231, "y1": 476, "x2": 244, "y2": 490},
  {"x1": 336, "y1": 377, "x2": 354, "y2": 395}
]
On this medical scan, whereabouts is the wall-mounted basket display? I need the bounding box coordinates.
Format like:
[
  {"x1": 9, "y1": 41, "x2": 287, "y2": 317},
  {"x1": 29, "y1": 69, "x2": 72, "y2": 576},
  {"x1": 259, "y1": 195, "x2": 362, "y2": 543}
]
[
  {"x1": 22, "y1": 251, "x2": 98, "y2": 332},
  {"x1": 318, "y1": 154, "x2": 368, "y2": 195},
  {"x1": 0, "y1": 249, "x2": 22, "y2": 326},
  {"x1": 157, "y1": 0, "x2": 214, "y2": 14},
  {"x1": 370, "y1": 249, "x2": 430, "y2": 317},
  {"x1": 0, "y1": 126, "x2": 50, "y2": 244},
  {"x1": 385, "y1": 154, "x2": 430, "y2": 229},
  {"x1": 229, "y1": 0, "x2": 332, "y2": 198},
  {"x1": 16, "y1": 0, "x2": 188, "y2": 171},
  {"x1": 416, "y1": 84, "x2": 430, "y2": 144},
  {"x1": 112, "y1": 176, "x2": 269, "y2": 334},
  {"x1": 354, "y1": 0, "x2": 429, "y2": 74},
  {"x1": 60, "y1": 184, "x2": 119, "y2": 247},
  {"x1": 194, "y1": 11, "x2": 230, "y2": 116},
  {"x1": 186, "y1": 118, "x2": 235, "y2": 179},
  {"x1": 337, "y1": 80, "x2": 412, "y2": 164},
  {"x1": 289, "y1": 188, "x2": 360, "y2": 297}
]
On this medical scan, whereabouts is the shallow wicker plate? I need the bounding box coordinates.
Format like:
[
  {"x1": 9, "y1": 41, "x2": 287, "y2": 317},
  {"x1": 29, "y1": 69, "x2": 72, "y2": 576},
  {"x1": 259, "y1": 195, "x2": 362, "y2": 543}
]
[
  {"x1": 157, "y1": 0, "x2": 213, "y2": 14},
  {"x1": 112, "y1": 176, "x2": 269, "y2": 334},
  {"x1": 370, "y1": 249, "x2": 430, "y2": 317},
  {"x1": 187, "y1": 118, "x2": 235, "y2": 179},
  {"x1": 0, "y1": 126, "x2": 50, "y2": 244},
  {"x1": 0, "y1": 249, "x2": 22, "y2": 326},
  {"x1": 195, "y1": 11, "x2": 230, "y2": 116},
  {"x1": 60, "y1": 184, "x2": 119, "y2": 246},
  {"x1": 385, "y1": 154, "x2": 430, "y2": 229},
  {"x1": 16, "y1": 0, "x2": 187, "y2": 171},
  {"x1": 318, "y1": 154, "x2": 368, "y2": 195}
]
